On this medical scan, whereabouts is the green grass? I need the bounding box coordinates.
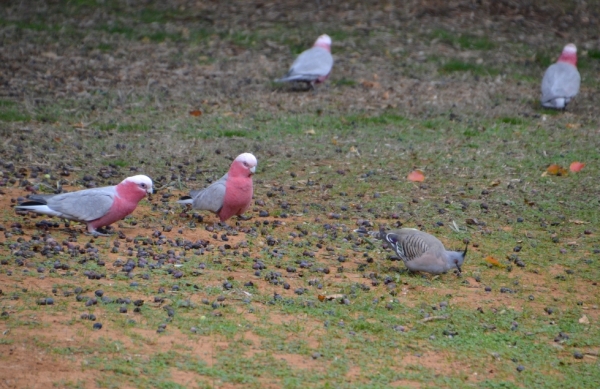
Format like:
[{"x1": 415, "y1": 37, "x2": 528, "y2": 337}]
[
  {"x1": 432, "y1": 29, "x2": 495, "y2": 50},
  {"x1": 0, "y1": 108, "x2": 30, "y2": 122},
  {"x1": 589, "y1": 50, "x2": 600, "y2": 60},
  {"x1": 440, "y1": 59, "x2": 498, "y2": 75},
  {"x1": 1, "y1": 2, "x2": 600, "y2": 388}
]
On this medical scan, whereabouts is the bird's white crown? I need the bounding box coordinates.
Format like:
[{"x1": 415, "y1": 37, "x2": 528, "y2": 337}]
[
  {"x1": 316, "y1": 34, "x2": 332, "y2": 46},
  {"x1": 235, "y1": 153, "x2": 258, "y2": 167},
  {"x1": 125, "y1": 175, "x2": 153, "y2": 189},
  {"x1": 563, "y1": 44, "x2": 577, "y2": 54}
]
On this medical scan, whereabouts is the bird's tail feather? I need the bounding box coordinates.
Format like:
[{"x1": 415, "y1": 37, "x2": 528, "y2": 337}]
[{"x1": 177, "y1": 196, "x2": 193, "y2": 205}]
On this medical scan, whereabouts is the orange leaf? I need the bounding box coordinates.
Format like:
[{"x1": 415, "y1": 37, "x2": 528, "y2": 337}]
[
  {"x1": 317, "y1": 295, "x2": 326, "y2": 302},
  {"x1": 569, "y1": 161, "x2": 585, "y2": 173},
  {"x1": 189, "y1": 110, "x2": 202, "y2": 117},
  {"x1": 546, "y1": 164, "x2": 568, "y2": 176},
  {"x1": 407, "y1": 170, "x2": 425, "y2": 182},
  {"x1": 485, "y1": 256, "x2": 504, "y2": 268}
]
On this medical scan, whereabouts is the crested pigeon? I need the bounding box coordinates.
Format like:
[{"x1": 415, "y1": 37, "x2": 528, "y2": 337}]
[{"x1": 362, "y1": 227, "x2": 468, "y2": 275}]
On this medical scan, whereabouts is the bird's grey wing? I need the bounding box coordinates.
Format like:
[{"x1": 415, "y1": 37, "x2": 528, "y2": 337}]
[
  {"x1": 385, "y1": 229, "x2": 444, "y2": 262},
  {"x1": 278, "y1": 48, "x2": 333, "y2": 81},
  {"x1": 542, "y1": 63, "x2": 580, "y2": 102},
  {"x1": 190, "y1": 174, "x2": 227, "y2": 213},
  {"x1": 42, "y1": 187, "x2": 115, "y2": 221}
]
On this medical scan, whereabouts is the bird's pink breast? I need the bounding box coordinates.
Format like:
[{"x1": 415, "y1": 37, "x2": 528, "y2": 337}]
[
  {"x1": 219, "y1": 177, "x2": 253, "y2": 222},
  {"x1": 89, "y1": 181, "x2": 146, "y2": 229}
]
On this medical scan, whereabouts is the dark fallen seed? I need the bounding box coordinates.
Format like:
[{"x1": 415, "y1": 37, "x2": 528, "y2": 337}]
[
  {"x1": 88, "y1": 314, "x2": 96, "y2": 321},
  {"x1": 516, "y1": 365, "x2": 525, "y2": 372},
  {"x1": 573, "y1": 351, "x2": 584, "y2": 360},
  {"x1": 93, "y1": 322, "x2": 102, "y2": 330},
  {"x1": 119, "y1": 306, "x2": 127, "y2": 313}
]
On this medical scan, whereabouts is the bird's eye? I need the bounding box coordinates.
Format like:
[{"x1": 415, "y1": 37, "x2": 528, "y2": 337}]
[
  {"x1": 140, "y1": 183, "x2": 146, "y2": 188},
  {"x1": 243, "y1": 162, "x2": 248, "y2": 167}
]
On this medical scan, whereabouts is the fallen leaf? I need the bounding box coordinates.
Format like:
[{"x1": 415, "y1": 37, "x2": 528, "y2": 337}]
[
  {"x1": 72, "y1": 122, "x2": 85, "y2": 128},
  {"x1": 569, "y1": 161, "x2": 585, "y2": 172},
  {"x1": 485, "y1": 256, "x2": 505, "y2": 268},
  {"x1": 490, "y1": 179, "x2": 501, "y2": 187},
  {"x1": 305, "y1": 129, "x2": 316, "y2": 135},
  {"x1": 546, "y1": 164, "x2": 568, "y2": 176},
  {"x1": 361, "y1": 80, "x2": 381, "y2": 89},
  {"x1": 189, "y1": 110, "x2": 202, "y2": 117},
  {"x1": 579, "y1": 315, "x2": 590, "y2": 324},
  {"x1": 566, "y1": 123, "x2": 580, "y2": 129},
  {"x1": 407, "y1": 170, "x2": 425, "y2": 182}
]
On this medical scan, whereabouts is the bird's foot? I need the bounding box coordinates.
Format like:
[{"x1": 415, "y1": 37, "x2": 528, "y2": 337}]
[
  {"x1": 237, "y1": 215, "x2": 252, "y2": 221},
  {"x1": 85, "y1": 228, "x2": 113, "y2": 237}
]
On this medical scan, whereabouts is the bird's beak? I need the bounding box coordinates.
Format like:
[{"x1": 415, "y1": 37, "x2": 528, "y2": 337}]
[
  {"x1": 463, "y1": 242, "x2": 468, "y2": 258},
  {"x1": 148, "y1": 187, "x2": 154, "y2": 195},
  {"x1": 250, "y1": 166, "x2": 256, "y2": 174},
  {"x1": 456, "y1": 263, "x2": 462, "y2": 274}
]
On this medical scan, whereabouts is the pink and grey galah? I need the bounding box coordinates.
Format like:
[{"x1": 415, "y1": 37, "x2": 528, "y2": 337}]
[
  {"x1": 275, "y1": 34, "x2": 334, "y2": 87},
  {"x1": 541, "y1": 44, "x2": 581, "y2": 109},
  {"x1": 177, "y1": 153, "x2": 257, "y2": 223},
  {"x1": 15, "y1": 175, "x2": 153, "y2": 235}
]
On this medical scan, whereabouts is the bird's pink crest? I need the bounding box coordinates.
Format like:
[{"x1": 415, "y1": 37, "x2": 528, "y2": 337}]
[
  {"x1": 313, "y1": 34, "x2": 332, "y2": 52},
  {"x1": 557, "y1": 43, "x2": 577, "y2": 67}
]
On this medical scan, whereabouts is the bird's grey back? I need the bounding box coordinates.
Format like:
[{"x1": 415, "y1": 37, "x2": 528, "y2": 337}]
[
  {"x1": 279, "y1": 47, "x2": 333, "y2": 81},
  {"x1": 541, "y1": 62, "x2": 580, "y2": 103},
  {"x1": 190, "y1": 173, "x2": 227, "y2": 213},
  {"x1": 384, "y1": 229, "x2": 445, "y2": 263}
]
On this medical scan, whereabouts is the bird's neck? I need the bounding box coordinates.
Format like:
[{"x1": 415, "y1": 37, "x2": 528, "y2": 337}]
[
  {"x1": 313, "y1": 43, "x2": 331, "y2": 52},
  {"x1": 558, "y1": 53, "x2": 577, "y2": 67}
]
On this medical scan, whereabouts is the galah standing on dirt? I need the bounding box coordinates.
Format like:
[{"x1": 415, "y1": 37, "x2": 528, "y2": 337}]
[
  {"x1": 275, "y1": 34, "x2": 334, "y2": 87},
  {"x1": 15, "y1": 175, "x2": 153, "y2": 235},
  {"x1": 358, "y1": 227, "x2": 468, "y2": 275},
  {"x1": 177, "y1": 153, "x2": 257, "y2": 223},
  {"x1": 541, "y1": 44, "x2": 580, "y2": 109}
]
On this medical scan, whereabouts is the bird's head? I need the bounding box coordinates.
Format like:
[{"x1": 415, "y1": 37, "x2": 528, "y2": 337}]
[
  {"x1": 314, "y1": 34, "x2": 332, "y2": 51},
  {"x1": 231, "y1": 153, "x2": 258, "y2": 177},
  {"x1": 446, "y1": 243, "x2": 468, "y2": 273},
  {"x1": 558, "y1": 43, "x2": 577, "y2": 66},
  {"x1": 123, "y1": 175, "x2": 154, "y2": 195}
]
